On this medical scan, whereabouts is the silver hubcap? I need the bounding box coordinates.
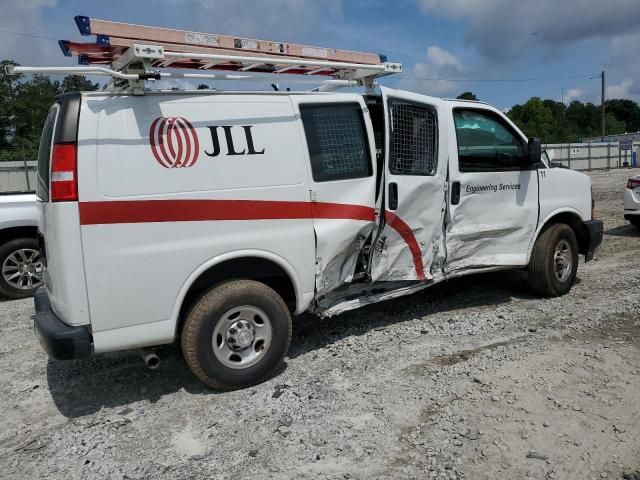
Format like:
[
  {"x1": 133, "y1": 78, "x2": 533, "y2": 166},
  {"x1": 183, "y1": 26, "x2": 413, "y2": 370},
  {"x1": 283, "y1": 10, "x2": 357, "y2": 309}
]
[
  {"x1": 212, "y1": 306, "x2": 272, "y2": 369},
  {"x1": 2, "y1": 248, "x2": 43, "y2": 291},
  {"x1": 554, "y1": 240, "x2": 572, "y2": 282}
]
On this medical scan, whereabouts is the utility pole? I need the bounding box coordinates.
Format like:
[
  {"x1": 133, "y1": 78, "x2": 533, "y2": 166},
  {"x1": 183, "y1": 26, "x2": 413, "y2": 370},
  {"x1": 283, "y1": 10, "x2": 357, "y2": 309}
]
[
  {"x1": 601, "y1": 70, "x2": 605, "y2": 142},
  {"x1": 561, "y1": 88, "x2": 564, "y2": 140}
]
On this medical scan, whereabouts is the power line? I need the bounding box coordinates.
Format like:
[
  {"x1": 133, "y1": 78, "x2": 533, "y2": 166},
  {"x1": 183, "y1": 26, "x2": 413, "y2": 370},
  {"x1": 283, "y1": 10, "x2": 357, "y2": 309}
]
[
  {"x1": 0, "y1": 29, "x2": 58, "y2": 42},
  {"x1": 388, "y1": 74, "x2": 600, "y2": 83}
]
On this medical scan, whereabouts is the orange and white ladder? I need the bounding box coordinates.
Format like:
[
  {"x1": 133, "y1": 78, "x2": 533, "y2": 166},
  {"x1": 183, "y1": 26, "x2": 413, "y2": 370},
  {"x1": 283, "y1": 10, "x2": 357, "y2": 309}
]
[{"x1": 8, "y1": 16, "x2": 401, "y2": 93}]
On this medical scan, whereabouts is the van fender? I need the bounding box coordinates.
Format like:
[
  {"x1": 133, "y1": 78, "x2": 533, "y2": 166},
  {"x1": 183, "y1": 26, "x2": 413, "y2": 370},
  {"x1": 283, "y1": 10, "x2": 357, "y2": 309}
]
[
  {"x1": 170, "y1": 249, "x2": 312, "y2": 332},
  {"x1": 526, "y1": 207, "x2": 588, "y2": 264}
]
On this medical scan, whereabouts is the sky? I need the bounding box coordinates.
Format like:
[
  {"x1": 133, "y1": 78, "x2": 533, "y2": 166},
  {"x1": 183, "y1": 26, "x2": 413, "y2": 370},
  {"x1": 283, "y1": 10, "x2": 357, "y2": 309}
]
[{"x1": 1, "y1": 0, "x2": 639, "y2": 111}]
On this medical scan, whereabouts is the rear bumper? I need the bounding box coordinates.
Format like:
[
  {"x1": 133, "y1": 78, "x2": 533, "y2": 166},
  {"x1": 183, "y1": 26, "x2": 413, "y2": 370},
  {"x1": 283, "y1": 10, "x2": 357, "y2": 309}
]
[
  {"x1": 33, "y1": 287, "x2": 92, "y2": 360},
  {"x1": 582, "y1": 219, "x2": 603, "y2": 262}
]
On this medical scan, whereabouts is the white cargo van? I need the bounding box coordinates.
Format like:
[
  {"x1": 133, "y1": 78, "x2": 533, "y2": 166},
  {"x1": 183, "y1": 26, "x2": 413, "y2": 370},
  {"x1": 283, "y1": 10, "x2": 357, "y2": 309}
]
[{"x1": 20, "y1": 19, "x2": 603, "y2": 389}]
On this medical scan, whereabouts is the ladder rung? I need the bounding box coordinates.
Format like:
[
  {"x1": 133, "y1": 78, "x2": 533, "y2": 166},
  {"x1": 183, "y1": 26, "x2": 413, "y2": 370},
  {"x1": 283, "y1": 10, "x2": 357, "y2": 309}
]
[
  {"x1": 240, "y1": 62, "x2": 263, "y2": 72},
  {"x1": 306, "y1": 67, "x2": 332, "y2": 75},
  {"x1": 275, "y1": 65, "x2": 299, "y2": 74}
]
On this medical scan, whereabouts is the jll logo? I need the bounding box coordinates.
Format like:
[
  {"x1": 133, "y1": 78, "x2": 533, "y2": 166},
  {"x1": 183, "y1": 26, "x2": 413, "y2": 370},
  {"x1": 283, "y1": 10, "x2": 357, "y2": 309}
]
[{"x1": 149, "y1": 117, "x2": 200, "y2": 168}]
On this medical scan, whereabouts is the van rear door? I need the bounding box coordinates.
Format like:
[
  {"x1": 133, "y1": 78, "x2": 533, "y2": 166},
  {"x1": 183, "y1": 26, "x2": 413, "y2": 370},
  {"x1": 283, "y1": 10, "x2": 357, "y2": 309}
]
[
  {"x1": 37, "y1": 94, "x2": 91, "y2": 327},
  {"x1": 370, "y1": 87, "x2": 448, "y2": 282},
  {"x1": 294, "y1": 97, "x2": 378, "y2": 296}
]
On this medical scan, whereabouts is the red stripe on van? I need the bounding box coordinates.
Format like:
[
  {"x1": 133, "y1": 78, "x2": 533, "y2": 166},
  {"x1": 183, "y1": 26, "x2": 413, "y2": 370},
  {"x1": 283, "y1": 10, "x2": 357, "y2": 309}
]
[
  {"x1": 78, "y1": 199, "x2": 425, "y2": 280},
  {"x1": 78, "y1": 199, "x2": 374, "y2": 225},
  {"x1": 384, "y1": 211, "x2": 427, "y2": 281}
]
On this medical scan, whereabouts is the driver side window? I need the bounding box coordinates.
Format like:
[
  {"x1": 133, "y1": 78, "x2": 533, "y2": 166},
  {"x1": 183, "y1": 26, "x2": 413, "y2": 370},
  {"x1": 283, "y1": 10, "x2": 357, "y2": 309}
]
[{"x1": 454, "y1": 109, "x2": 527, "y2": 172}]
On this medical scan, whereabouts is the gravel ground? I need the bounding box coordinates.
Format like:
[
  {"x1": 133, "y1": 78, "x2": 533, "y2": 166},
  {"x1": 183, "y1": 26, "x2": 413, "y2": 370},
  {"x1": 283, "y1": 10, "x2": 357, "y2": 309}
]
[{"x1": 1, "y1": 168, "x2": 639, "y2": 480}]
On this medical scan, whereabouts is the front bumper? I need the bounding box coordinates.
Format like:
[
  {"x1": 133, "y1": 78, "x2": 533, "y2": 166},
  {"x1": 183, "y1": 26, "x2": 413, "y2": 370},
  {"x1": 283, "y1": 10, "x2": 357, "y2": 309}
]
[
  {"x1": 33, "y1": 287, "x2": 92, "y2": 360},
  {"x1": 582, "y1": 219, "x2": 603, "y2": 262}
]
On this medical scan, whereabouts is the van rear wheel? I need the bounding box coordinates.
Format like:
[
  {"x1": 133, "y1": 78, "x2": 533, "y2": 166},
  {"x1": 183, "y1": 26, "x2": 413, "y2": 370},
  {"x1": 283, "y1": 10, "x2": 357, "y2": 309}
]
[
  {"x1": 0, "y1": 238, "x2": 43, "y2": 299},
  {"x1": 181, "y1": 280, "x2": 292, "y2": 390},
  {"x1": 528, "y1": 223, "x2": 578, "y2": 297}
]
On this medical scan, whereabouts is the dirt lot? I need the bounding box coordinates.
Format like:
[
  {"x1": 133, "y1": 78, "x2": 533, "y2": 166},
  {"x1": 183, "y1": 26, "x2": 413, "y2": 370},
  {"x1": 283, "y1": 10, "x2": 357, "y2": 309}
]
[{"x1": 0, "y1": 168, "x2": 638, "y2": 480}]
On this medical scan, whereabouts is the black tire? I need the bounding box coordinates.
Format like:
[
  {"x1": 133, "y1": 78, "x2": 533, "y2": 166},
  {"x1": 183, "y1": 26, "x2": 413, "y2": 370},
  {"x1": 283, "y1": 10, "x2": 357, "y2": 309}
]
[
  {"x1": 630, "y1": 217, "x2": 640, "y2": 228},
  {"x1": 528, "y1": 223, "x2": 579, "y2": 297},
  {"x1": 0, "y1": 237, "x2": 42, "y2": 299},
  {"x1": 181, "y1": 279, "x2": 292, "y2": 390}
]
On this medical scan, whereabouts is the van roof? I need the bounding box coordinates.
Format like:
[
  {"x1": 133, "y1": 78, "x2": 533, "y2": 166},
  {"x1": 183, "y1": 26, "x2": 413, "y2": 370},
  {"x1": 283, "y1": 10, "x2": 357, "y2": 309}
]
[
  {"x1": 442, "y1": 98, "x2": 490, "y2": 106},
  {"x1": 80, "y1": 89, "x2": 363, "y2": 97}
]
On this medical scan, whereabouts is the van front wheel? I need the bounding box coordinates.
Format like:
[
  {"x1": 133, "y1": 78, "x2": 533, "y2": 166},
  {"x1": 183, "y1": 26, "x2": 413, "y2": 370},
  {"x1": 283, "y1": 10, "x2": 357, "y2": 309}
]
[
  {"x1": 181, "y1": 280, "x2": 292, "y2": 390},
  {"x1": 528, "y1": 223, "x2": 578, "y2": 297}
]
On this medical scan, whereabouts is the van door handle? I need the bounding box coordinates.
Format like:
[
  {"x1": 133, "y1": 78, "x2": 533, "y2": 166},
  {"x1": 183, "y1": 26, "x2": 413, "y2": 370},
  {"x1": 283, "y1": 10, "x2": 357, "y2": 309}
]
[
  {"x1": 451, "y1": 181, "x2": 461, "y2": 205},
  {"x1": 388, "y1": 182, "x2": 398, "y2": 210}
]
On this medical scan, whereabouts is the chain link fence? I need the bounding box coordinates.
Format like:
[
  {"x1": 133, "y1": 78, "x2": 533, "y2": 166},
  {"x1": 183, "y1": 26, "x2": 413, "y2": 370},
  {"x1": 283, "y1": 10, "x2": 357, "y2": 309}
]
[{"x1": 543, "y1": 142, "x2": 639, "y2": 170}]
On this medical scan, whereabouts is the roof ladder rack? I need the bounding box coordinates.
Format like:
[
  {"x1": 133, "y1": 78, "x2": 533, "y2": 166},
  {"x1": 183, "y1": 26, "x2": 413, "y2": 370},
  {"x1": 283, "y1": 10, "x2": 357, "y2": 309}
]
[{"x1": 7, "y1": 16, "x2": 402, "y2": 94}]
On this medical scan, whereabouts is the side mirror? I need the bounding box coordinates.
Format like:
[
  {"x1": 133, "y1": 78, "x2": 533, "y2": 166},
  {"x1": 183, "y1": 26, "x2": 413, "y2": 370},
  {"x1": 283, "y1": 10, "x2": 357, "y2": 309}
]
[{"x1": 527, "y1": 137, "x2": 542, "y2": 165}]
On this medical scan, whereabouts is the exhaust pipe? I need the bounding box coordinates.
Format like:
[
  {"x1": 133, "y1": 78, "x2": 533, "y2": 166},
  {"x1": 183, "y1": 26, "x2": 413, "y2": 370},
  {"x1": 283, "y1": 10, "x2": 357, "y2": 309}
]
[{"x1": 140, "y1": 348, "x2": 160, "y2": 370}]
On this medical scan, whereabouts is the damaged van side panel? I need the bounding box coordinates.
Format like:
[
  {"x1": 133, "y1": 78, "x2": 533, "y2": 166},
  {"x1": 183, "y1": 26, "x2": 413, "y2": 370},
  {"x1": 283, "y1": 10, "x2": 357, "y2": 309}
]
[
  {"x1": 291, "y1": 97, "x2": 378, "y2": 297},
  {"x1": 370, "y1": 87, "x2": 448, "y2": 283}
]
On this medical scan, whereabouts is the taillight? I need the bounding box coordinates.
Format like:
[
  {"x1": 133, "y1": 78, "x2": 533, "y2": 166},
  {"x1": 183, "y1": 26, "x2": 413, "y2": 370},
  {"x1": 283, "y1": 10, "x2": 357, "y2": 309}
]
[
  {"x1": 50, "y1": 143, "x2": 77, "y2": 202},
  {"x1": 627, "y1": 178, "x2": 640, "y2": 190}
]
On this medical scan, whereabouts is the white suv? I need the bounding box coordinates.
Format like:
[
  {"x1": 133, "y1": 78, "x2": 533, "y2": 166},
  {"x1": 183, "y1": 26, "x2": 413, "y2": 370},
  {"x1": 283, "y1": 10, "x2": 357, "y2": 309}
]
[{"x1": 624, "y1": 174, "x2": 640, "y2": 228}]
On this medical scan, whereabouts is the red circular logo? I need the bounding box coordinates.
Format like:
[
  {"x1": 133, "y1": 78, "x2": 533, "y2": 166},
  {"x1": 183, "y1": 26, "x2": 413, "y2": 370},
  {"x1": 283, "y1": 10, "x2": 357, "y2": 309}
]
[{"x1": 149, "y1": 117, "x2": 200, "y2": 168}]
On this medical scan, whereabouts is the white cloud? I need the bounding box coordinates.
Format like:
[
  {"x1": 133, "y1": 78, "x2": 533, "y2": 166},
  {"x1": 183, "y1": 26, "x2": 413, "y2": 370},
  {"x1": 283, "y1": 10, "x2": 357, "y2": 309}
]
[
  {"x1": 564, "y1": 88, "x2": 586, "y2": 102},
  {"x1": 606, "y1": 32, "x2": 640, "y2": 99},
  {"x1": 607, "y1": 79, "x2": 634, "y2": 99},
  {"x1": 398, "y1": 45, "x2": 465, "y2": 96},
  {"x1": 418, "y1": 0, "x2": 640, "y2": 61},
  {"x1": 425, "y1": 45, "x2": 463, "y2": 70}
]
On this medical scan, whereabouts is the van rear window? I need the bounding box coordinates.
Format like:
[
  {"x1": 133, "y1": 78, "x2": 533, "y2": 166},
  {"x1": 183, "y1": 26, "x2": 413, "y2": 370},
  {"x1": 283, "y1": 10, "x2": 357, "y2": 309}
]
[
  {"x1": 300, "y1": 103, "x2": 372, "y2": 182},
  {"x1": 36, "y1": 106, "x2": 58, "y2": 201}
]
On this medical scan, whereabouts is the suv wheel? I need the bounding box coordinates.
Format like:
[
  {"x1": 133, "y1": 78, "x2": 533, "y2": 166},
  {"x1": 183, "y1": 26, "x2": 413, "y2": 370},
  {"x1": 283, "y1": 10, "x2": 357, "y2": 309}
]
[
  {"x1": 528, "y1": 223, "x2": 578, "y2": 297},
  {"x1": 181, "y1": 279, "x2": 292, "y2": 390},
  {"x1": 0, "y1": 238, "x2": 43, "y2": 299}
]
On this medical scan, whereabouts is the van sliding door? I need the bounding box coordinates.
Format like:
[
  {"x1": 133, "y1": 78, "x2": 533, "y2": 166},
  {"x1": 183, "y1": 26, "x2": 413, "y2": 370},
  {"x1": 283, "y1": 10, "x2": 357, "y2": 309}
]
[{"x1": 370, "y1": 87, "x2": 448, "y2": 282}]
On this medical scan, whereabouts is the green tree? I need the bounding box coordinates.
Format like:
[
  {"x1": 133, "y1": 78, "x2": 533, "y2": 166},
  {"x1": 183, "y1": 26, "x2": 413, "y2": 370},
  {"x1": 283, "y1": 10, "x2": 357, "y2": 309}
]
[
  {"x1": 605, "y1": 99, "x2": 640, "y2": 132},
  {"x1": 457, "y1": 91, "x2": 478, "y2": 101},
  {"x1": 12, "y1": 74, "x2": 60, "y2": 149},
  {"x1": 605, "y1": 112, "x2": 626, "y2": 136},
  {"x1": 0, "y1": 67, "x2": 100, "y2": 161},
  {"x1": 0, "y1": 60, "x2": 22, "y2": 147},
  {"x1": 507, "y1": 97, "x2": 555, "y2": 141},
  {"x1": 61, "y1": 74, "x2": 99, "y2": 93}
]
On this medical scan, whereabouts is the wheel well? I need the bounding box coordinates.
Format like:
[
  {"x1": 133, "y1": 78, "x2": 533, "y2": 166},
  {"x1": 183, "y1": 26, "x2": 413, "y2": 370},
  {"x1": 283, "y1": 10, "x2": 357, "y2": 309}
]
[
  {"x1": 177, "y1": 257, "x2": 297, "y2": 336},
  {"x1": 539, "y1": 213, "x2": 589, "y2": 255},
  {"x1": 0, "y1": 226, "x2": 38, "y2": 246}
]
